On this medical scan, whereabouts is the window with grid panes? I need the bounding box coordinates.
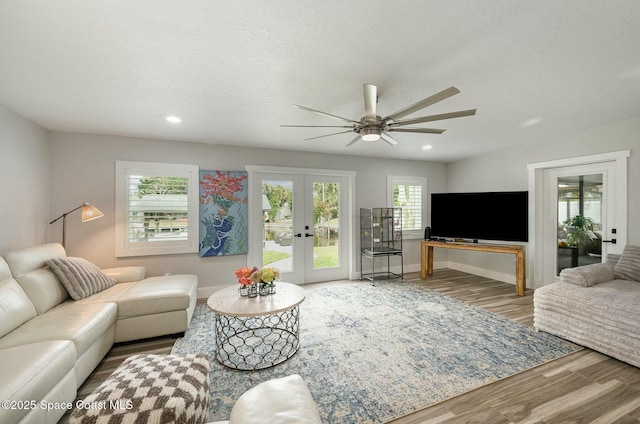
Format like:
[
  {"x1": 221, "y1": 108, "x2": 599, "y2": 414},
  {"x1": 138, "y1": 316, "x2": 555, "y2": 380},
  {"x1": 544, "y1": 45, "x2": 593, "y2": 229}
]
[
  {"x1": 387, "y1": 176, "x2": 426, "y2": 238},
  {"x1": 115, "y1": 161, "x2": 199, "y2": 257}
]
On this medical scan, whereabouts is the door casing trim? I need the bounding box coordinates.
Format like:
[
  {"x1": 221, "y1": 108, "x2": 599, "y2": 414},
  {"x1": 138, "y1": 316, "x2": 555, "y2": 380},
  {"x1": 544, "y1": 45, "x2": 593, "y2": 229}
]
[
  {"x1": 245, "y1": 165, "x2": 357, "y2": 282},
  {"x1": 527, "y1": 150, "x2": 630, "y2": 288}
]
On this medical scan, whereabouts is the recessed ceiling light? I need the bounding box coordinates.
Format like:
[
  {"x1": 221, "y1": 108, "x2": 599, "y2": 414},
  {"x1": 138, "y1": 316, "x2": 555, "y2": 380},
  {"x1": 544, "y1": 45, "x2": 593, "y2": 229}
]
[
  {"x1": 166, "y1": 116, "x2": 182, "y2": 124},
  {"x1": 422, "y1": 145, "x2": 433, "y2": 150}
]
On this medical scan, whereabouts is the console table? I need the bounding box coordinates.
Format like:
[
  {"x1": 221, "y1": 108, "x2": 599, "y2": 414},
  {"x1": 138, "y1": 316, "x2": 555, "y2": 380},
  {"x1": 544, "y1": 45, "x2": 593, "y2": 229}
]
[{"x1": 421, "y1": 240, "x2": 526, "y2": 296}]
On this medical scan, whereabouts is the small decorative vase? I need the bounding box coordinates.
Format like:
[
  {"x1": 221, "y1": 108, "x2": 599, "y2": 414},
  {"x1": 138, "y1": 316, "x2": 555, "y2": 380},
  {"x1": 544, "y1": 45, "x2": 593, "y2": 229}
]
[
  {"x1": 238, "y1": 285, "x2": 249, "y2": 296},
  {"x1": 259, "y1": 282, "x2": 271, "y2": 296},
  {"x1": 247, "y1": 283, "x2": 258, "y2": 298},
  {"x1": 269, "y1": 282, "x2": 276, "y2": 294}
]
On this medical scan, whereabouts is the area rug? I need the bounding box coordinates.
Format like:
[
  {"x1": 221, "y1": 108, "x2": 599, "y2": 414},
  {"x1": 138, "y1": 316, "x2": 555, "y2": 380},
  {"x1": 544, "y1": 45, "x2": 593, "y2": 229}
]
[{"x1": 172, "y1": 282, "x2": 581, "y2": 423}]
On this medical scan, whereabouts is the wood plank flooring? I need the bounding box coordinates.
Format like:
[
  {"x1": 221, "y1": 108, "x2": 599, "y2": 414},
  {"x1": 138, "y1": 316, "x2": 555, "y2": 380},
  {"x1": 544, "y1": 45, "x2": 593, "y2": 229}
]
[
  {"x1": 75, "y1": 269, "x2": 640, "y2": 423},
  {"x1": 390, "y1": 270, "x2": 640, "y2": 424}
]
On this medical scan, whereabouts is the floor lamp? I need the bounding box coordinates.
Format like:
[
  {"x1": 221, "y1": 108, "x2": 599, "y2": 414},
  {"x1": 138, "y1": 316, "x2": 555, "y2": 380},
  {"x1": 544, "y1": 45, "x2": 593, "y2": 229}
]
[{"x1": 49, "y1": 202, "x2": 104, "y2": 248}]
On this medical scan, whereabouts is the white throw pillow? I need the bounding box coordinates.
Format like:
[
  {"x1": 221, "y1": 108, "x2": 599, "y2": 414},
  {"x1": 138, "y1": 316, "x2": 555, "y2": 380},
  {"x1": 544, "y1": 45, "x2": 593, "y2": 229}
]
[
  {"x1": 559, "y1": 262, "x2": 614, "y2": 287},
  {"x1": 614, "y1": 245, "x2": 640, "y2": 282},
  {"x1": 47, "y1": 257, "x2": 116, "y2": 300}
]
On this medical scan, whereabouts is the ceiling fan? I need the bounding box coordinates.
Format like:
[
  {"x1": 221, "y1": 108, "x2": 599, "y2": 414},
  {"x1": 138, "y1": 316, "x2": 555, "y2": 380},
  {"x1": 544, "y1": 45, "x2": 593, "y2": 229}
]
[{"x1": 281, "y1": 84, "x2": 476, "y2": 147}]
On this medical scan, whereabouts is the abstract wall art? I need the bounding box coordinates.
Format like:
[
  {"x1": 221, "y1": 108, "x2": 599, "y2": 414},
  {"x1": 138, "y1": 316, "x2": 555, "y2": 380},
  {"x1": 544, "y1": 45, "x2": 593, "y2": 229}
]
[{"x1": 199, "y1": 170, "x2": 248, "y2": 257}]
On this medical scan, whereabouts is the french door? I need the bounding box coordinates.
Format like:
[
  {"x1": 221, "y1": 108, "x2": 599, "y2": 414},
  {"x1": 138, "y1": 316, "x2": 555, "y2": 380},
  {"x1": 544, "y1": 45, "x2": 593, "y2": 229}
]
[{"x1": 247, "y1": 168, "x2": 353, "y2": 284}]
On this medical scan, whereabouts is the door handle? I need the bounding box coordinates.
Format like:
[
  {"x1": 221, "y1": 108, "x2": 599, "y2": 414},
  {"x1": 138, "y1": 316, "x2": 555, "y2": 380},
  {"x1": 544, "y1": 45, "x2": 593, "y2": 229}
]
[
  {"x1": 294, "y1": 233, "x2": 302, "y2": 238},
  {"x1": 602, "y1": 239, "x2": 617, "y2": 244},
  {"x1": 305, "y1": 233, "x2": 313, "y2": 237}
]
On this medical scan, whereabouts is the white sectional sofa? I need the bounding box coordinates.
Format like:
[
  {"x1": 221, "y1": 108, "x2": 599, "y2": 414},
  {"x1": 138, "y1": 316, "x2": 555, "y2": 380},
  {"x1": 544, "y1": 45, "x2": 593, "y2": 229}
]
[
  {"x1": 534, "y1": 245, "x2": 640, "y2": 368},
  {"x1": 0, "y1": 243, "x2": 198, "y2": 424}
]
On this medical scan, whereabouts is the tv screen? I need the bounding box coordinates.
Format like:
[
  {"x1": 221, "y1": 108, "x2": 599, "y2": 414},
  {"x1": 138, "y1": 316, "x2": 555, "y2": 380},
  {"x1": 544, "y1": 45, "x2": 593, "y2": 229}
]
[{"x1": 430, "y1": 191, "x2": 528, "y2": 242}]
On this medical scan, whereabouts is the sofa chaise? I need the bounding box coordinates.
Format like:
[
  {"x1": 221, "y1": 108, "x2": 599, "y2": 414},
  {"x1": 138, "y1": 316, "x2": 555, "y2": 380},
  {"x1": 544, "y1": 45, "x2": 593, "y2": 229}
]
[
  {"x1": 0, "y1": 243, "x2": 198, "y2": 424},
  {"x1": 534, "y1": 245, "x2": 640, "y2": 368}
]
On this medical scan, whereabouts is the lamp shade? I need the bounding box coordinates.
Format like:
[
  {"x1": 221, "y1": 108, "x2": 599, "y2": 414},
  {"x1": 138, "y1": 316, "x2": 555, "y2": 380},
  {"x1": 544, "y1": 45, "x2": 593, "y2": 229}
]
[
  {"x1": 50, "y1": 202, "x2": 104, "y2": 248},
  {"x1": 81, "y1": 203, "x2": 104, "y2": 222}
]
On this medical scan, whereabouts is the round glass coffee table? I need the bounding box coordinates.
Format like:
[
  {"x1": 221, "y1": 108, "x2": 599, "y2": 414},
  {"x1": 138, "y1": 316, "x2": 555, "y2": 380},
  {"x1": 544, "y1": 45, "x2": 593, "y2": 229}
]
[{"x1": 207, "y1": 282, "x2": 306, "y2": 370}]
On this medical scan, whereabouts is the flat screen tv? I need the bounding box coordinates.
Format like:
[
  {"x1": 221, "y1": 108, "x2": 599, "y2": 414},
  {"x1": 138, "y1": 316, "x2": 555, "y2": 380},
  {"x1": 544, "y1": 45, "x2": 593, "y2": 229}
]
[{"x1": 430, "y1": 191, "x2": 528, "y2": 242}]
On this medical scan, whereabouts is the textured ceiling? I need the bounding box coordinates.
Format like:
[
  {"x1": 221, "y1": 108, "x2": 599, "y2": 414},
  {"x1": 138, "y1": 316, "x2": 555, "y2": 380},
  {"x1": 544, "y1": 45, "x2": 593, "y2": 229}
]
[{"x1": 1, "y1": 1, "x2": 639, "y2": 162}]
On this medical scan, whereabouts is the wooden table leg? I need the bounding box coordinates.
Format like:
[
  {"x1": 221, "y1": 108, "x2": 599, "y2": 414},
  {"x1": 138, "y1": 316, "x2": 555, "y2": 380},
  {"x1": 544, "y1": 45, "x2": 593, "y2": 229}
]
[
  {"x1": 421, "y1": 241, "x2": 427, "y2": 278},
  {"x1": 427, "y1": 245, "x2": 434, "y2": 276},
  {"x1": 515, "y1": 250, "x2": 526, "y2": 296}
]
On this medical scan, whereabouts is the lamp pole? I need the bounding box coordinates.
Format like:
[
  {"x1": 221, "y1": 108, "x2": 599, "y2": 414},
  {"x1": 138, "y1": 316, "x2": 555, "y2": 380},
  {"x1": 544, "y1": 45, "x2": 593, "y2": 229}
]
[{"x1": 49, "y1": 203, "x2": 103, "y2": 248}]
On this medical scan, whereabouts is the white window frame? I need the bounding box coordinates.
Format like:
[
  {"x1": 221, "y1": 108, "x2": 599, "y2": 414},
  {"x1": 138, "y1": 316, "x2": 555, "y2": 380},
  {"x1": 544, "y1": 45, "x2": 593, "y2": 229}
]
[
  {"x1": 115, "y1": 161, "x2": 200, "y2": 257},
  {"x1": 387, "y1": 175, "x2": 426, "y2": 239}
]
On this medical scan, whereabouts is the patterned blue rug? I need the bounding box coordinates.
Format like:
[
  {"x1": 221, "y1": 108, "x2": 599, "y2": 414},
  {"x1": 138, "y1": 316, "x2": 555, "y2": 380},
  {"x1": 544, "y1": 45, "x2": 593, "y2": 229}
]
[{"x1": 172, "y1": 282, "x2": 581, "y2": 423}]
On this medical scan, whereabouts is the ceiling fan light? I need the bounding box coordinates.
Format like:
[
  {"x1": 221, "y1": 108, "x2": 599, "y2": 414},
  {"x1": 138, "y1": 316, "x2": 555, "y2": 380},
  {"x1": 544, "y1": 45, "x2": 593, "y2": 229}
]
[
  {"x1": 361, "y1": 127, "x2": 381, "y2": 141},
  {"x1": 362, "y1": 134, "x2": 380, "y2": 141}
]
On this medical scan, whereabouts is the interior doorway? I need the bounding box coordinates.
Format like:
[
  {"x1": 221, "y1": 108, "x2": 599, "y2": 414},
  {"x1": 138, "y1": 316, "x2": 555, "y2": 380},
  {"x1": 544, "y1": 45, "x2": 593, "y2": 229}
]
[{"x1": 528, "y1": 150, "x2": 629, "y2": 288}]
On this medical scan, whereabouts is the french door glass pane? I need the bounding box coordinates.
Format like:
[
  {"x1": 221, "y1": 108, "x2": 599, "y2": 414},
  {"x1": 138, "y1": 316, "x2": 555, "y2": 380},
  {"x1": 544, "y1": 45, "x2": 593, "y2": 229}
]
[
  {"x1": 312, "y1": 182, "x2": 340, "y2": 269},
  {"x1": 262, "y1": 180, "x2": 293, "y2": 273},
  {"x1": 557, "y1": 174, "x2": 603, "y2": 275}
]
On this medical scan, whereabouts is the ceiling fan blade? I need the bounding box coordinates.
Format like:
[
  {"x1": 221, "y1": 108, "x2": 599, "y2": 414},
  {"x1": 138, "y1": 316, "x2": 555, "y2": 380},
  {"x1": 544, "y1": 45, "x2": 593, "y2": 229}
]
[
  {"x1": 304, "y1": 130, "x2": 354, "y2": 141},
  {"x1": 384, "y1": 86, "x2": 460, "y2": 122},
  {"x1": 281, "y1": 124, "x2": 354, "y2": 128},
  {"x1": 390, "y1": 109, "x2": 477, "y2": 126},
  {"x1": 292, "y1": 104, "x2": 359, "y2": 125},
  {"x1": 388, "y1": 128, "x2": 446, "y2": 134},
  {"x1": 363, "y1": 83, "x2": 377, "y2": 120},
  {"x1": 346, "y1": 135, "x2": 361, "y2": 147},
  {"x1": 380, "y1": 132, "x2": 399, "y2": 146}
]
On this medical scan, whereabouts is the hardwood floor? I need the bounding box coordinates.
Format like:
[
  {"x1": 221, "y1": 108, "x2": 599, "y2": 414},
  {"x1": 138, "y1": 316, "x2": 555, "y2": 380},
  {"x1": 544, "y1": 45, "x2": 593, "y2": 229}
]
[
  {"x1": 390, "y1": 270, "x2": 640, "y2": 424},
  {"x1": 76, "y1": 269, "x2": 640, "y2": 423}
]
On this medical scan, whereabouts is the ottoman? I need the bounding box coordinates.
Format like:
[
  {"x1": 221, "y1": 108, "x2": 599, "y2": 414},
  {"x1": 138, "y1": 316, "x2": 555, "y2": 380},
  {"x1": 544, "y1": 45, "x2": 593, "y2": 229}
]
[{"x1": 68, "y1": 353, "x2": 210, "y2": 424}]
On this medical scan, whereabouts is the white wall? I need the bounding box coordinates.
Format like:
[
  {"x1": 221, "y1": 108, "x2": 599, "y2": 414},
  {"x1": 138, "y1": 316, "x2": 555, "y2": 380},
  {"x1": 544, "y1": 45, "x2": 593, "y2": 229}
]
[
  {"x1": 443, "y1": 117, "x2": 640, "y2": 285},
  {"x1": 0, "y1": 105, "x2": 50, "y2": 253},
  {"x1": 48, "y1": 132, "x2": 447, "y2": 295},
  {"x1": 5, "y1": 102, "x2": 637, "y2": 292}
]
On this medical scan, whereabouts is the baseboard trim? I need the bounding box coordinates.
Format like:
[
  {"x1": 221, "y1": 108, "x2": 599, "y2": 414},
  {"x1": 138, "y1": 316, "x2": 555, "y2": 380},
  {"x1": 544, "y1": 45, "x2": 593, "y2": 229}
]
[{"x1": 443, "y1": 261, "x2": 516, "y2": 285}]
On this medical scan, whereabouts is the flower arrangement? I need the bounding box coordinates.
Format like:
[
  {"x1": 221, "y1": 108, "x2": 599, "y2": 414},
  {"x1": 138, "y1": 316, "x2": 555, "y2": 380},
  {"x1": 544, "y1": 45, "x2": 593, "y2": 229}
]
[
  {"x1": 251, "y1": 267, "x2": 280, "y2": 284},
  {"x1": 234, "y1": 266, "x2": 280, "y2": 284},
  {"x1": 235, "y1": 266, "x2": 280, "y2": 296},
  {"x1": 234, "y1": 266, "x2": 258, "y2": 286}
]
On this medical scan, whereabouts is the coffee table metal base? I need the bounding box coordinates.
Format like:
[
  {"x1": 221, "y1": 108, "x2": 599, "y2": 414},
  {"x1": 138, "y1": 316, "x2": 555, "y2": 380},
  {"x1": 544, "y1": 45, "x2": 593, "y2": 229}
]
[{"x1": 214, "y1": 305, "x2": 300, "y2": 370}]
